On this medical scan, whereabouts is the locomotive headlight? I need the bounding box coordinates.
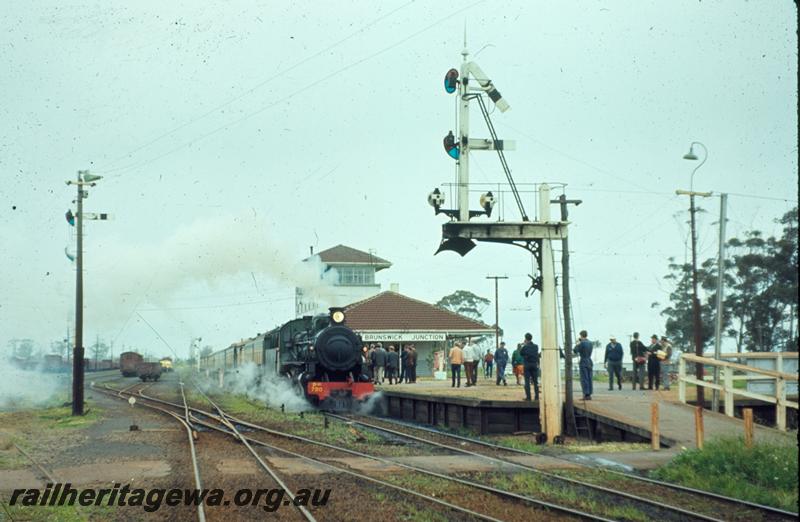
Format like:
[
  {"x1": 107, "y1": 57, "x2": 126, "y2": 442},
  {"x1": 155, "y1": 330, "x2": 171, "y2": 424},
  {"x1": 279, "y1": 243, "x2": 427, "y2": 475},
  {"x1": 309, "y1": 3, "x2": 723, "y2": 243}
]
[{"x1": 330, "y1": 307, "x2": 345, "y2": 324}]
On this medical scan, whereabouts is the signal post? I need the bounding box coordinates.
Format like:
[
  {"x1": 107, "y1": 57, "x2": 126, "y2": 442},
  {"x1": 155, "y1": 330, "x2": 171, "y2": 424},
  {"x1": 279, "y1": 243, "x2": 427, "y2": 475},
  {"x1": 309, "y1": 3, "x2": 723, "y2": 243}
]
[{"x1": 429, "y1": 47, "x2": 567, "y2": 442}]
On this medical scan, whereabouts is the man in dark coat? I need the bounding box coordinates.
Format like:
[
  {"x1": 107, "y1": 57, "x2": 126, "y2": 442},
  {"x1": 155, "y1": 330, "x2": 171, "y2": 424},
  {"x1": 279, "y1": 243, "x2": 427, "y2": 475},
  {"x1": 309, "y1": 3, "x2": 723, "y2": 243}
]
[
  {"x1": 406, "y1": 345, "x2": 417, "y2": 383},
  {"x1": 386, "y1": 345, "x2": 399, "y2": 384},
  {"x1": 399, "y1": 346, "x2": 409, "y2": 384},
  {"x1": 574, "y1": 330, "x2": 594, "y2": 400},
  {"x1": 520, "y1": 333, "x2": 540, "y2": 401},
  {"x1": 604, "y1": 335, "x2": 624, "y2": 390},
  {"x1": 630, "y1": 332, "x2": 647, "y2": 390},
  {"x1": 494, "y1": 342, "x2": 509, "y2": 386},
  {"x1": 370, "y1": 343, "x2": 387, "y2": 384},
  {"x1": 647, "y1": 334, "x2": 661, "y2": 390}
]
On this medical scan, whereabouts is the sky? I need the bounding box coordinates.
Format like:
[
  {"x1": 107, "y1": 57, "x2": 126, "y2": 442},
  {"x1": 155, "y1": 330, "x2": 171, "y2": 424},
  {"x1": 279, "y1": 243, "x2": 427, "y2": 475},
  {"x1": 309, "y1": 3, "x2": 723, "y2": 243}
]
[{"x1": 1, "y1": 0, "x2": 797, "y2": 362}]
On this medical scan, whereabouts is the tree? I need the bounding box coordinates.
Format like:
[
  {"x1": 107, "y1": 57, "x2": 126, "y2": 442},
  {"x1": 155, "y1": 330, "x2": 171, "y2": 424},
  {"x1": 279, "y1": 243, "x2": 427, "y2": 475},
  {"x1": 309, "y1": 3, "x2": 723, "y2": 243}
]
[
  {"x1": 660, "y1": 206, "x2": 798, "y2": 353},
  {"x1": 8, "y1": 338, "x2": 34, "y2": 359},
  {"x1": 659, "y1": 258, "x2": 718, "y2": 351},
  {"x1": 435, "y1": 290, "x2": 490, "y2": 320},
  {"x1": 199, "y1": 346, "x2": 214, "y2": 358},
  {"x1": 90, "y1": 338, "x2": 110, "y2": 362},
  {"x1": 726, "y1": 208, "x2": 798, "y2": 352}
]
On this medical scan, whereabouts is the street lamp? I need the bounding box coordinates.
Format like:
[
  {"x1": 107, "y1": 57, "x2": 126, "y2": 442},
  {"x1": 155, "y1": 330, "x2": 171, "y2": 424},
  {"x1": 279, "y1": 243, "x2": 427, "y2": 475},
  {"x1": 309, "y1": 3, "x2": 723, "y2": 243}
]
[
  {"x1": 682, "y1": 141, "x2": 708, "y2": 192},
  {"x1": 679, "y1": 142, "x2": 712, "y2": 408}
]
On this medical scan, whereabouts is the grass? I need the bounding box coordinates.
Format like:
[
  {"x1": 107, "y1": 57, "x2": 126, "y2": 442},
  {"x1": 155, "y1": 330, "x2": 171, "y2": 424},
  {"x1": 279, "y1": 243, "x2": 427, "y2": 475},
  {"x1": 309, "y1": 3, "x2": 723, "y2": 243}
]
[
  {"x1": 34, "y1": 403, "x2": 102, "y2": 430},
  {"x1": 483, "y1": 471, "x2": 650, "y2": 521},
  {"x1": 0, "y1": 502, "x2": 116, "y2": 521},
  {"x1": 189, "y1": 388, "x2": 423, "y2": 455},
  {"x1": 651, "y1": 437, "x2": 798, "y2": 511}
]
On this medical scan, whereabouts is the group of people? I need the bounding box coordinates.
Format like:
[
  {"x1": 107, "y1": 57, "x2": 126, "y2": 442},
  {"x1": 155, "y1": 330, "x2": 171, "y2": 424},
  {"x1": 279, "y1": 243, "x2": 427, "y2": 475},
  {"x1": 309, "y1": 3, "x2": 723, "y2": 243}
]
[
  {"x1": 449, "y1": 334, "x2": 542, "y2": 401},
  {"x1": 362, "y1": 343, "x2": 418, "y2": 385},
  {"x1": 575, "y1": 330, "x2": 674, "y2": 400},
  {"x1": 442, "y1": 329, "x2": 676, "y2": 404}
]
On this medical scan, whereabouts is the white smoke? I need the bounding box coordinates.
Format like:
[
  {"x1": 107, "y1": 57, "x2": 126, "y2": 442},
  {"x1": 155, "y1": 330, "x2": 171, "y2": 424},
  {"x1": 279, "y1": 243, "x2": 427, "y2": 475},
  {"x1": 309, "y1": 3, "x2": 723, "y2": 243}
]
[
  {"x1": 355, "y1": 390, "x2": 386, "y2": 416},
  {"x1": 89, "y1": 212, "x2": 340, "y2": 324},
  {"x1": 222, "y1": 362, "x2": 311, "y2": 412},
  {"x1": 0, "y1": 363, "x2": 70, "y2": 411}
]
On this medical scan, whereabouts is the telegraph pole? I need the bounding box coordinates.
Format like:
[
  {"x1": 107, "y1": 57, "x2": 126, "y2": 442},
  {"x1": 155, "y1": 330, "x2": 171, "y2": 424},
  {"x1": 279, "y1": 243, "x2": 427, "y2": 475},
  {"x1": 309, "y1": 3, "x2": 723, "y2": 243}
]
[
  {"x1": 676, "y1": 189, "x2": 712, "y2": 407},
  {"x1": 66, "y1": 170, "x2": 105, "y2": 416},
  {"x1": 711, "y1": 193, "x2": 727, "y2": 412},
  {"x1": 551, "y1": 194, "x2": 582, "y2": 435},
  {"x1": 486, "y1": 276, "x2": 508, "y2": 349}
]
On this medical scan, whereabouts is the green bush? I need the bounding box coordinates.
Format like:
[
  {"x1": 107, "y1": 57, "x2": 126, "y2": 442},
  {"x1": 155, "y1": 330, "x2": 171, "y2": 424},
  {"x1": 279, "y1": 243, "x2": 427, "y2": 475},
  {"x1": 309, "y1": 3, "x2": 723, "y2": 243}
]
[{"x1": 651, "y1": 437, "x2": 798, "y2": 511}]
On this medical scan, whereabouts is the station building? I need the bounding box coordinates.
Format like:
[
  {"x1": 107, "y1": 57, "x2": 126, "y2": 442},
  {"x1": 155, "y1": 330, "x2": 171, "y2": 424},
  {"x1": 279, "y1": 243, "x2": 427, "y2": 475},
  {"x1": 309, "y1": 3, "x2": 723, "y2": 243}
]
[{"x1": 344, "y1": 291, "x2": 495, "y2": 376}]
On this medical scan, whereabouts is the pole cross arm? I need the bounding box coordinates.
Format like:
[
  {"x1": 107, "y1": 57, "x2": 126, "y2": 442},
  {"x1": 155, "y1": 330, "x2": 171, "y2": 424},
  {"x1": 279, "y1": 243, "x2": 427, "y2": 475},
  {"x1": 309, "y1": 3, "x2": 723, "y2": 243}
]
[{"x1": 442, "y1": 221, "x2": 568, "y2": 241}]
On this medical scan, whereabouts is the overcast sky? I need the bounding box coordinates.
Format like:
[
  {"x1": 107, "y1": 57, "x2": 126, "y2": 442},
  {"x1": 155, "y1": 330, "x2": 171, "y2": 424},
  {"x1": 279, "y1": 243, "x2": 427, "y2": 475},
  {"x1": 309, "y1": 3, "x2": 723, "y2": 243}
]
[{"x1": 1, "y1": 1, "x2": 796, "y2": 361}]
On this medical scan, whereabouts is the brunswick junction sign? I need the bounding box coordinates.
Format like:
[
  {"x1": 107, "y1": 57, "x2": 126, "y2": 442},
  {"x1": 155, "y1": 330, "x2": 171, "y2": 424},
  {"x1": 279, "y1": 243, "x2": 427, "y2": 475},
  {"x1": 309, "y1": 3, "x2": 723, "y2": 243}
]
[{"x1": 357, "y1": 332, "x2": 448, "y2": 342}]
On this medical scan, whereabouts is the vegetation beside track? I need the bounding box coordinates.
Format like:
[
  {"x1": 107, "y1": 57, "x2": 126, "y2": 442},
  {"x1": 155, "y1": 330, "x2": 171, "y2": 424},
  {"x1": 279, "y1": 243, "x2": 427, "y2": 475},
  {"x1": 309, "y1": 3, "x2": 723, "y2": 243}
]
[
  {"x1": 185, "y1": 387, "x2": 424, "y2": 456},
  {"x1": 0, "y1": 503, "x2": 116, "y2": 522},
  {"x1": 460, "y1": 471, "x2": 650, "y2": 522},
  {"x1": 651, "y1": 437, "x2": 798, "y2": 511}
]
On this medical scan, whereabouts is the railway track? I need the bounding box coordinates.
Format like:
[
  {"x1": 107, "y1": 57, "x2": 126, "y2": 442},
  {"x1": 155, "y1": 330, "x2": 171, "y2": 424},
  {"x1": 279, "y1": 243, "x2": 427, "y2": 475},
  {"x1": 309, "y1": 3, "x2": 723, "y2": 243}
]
[
  {"x1": 327, "y1": 412, "x2": 798, "y2": 522},
  {"x1": 116, "y1": 382, "x2": 611, "y2": 521}
]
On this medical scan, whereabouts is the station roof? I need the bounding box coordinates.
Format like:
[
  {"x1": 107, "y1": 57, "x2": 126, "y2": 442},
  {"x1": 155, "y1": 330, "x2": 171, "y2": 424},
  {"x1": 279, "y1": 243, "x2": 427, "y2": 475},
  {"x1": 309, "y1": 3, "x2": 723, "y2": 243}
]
[
  {"x1": 344, "y1": 291, "x2": 494, "y2": 334},
  {"x1": 307, "y1": 244, "x2": 391, "y2": 270}
]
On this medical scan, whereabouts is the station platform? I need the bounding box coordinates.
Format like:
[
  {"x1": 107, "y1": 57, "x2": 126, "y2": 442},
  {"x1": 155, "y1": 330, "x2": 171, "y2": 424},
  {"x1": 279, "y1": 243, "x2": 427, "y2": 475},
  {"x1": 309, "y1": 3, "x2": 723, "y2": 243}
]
[{"x1": 377, "y1": 378, "x2": 796, "y2": 447}]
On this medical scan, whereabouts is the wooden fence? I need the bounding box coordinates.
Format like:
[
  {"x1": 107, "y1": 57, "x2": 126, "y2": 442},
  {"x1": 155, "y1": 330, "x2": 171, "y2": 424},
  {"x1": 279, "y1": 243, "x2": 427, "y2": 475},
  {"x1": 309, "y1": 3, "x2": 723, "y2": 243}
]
[{"x1": 678, "y1": 352, "x2": 799, "y2": 431}]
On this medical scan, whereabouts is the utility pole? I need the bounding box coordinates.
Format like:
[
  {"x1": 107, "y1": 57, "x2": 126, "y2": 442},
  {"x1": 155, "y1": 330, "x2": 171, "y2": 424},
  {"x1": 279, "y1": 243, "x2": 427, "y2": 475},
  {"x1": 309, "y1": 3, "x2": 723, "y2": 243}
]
[
  {"x1": 551, "y1": 194, "x2": 582, "y2": 435},
  {"x1": 539, "y1": 185, "x2": 562, "y2": 440},
  {"x1": 66, "y1": 170, "x2": 105, "y2": 416},
  {"x1": 711, "y1": 194, "x2": 727, "y2": 412},
  {"x1": 676, "y1": 189, "x2": 712, "y2": 407},
  {"x1": 486, "y1": 276, "x2": 508, "y2": 349}
]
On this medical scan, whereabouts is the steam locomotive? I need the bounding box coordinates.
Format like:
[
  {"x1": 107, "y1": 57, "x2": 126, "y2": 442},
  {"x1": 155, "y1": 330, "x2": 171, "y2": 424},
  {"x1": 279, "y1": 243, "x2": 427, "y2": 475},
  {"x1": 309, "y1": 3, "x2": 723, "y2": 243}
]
[{"x1": 201, "y1": 308, "x2": 374, "y2": 410}]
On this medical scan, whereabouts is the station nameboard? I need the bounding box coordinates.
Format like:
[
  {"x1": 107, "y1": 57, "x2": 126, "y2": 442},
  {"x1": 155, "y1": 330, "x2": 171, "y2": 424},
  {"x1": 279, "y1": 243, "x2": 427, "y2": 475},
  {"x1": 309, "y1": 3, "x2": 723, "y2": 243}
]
[{"x1": 358, "y1": 332, "x2": 447, "y2": 342}]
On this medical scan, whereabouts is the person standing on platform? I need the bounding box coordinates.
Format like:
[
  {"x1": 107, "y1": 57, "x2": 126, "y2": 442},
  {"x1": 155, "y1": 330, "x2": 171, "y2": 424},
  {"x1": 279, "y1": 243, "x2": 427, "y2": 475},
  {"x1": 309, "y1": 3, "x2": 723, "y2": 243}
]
[
  {"x1": 399, "y1": 345, "x2": 409, "y2": 384},
  {"x1": 494, "y1": 342, "x2": 509, "y2": 385},
  {"x1": 520, "y1": 333, "x2": 540, "y2": 401},
  {"x1": 511, "y1": 343, "x2": 524, "y2": 385},
  {"x1": 647, "y1": 334, "x2": 661, "y2": 390},
  {"x1": 449, "y1": 342, "x2": 464, "y2": 388},
  {"x1": 361, "y1": 346, "x2": 373, "y2": 381},
  {"x1": 604, "y1": 335, "x2": 624, "y2": 391},
  {"x1": 659, "y1": 336, "x2": 674, "y2": 391},
  {"x1": 371, "y1": 343, "x2": 387, "y2": 385},
  {"x1": 574, "y1": 330, "x2": 594, "y2": 400},
  {"x1": 407, "y1": 345, "x2": 417, "y2": 383},
  {"x1": 484, "y1": 349, "x2": 494, "y2": 378},
  {"x1": 463, "y1": 340, "x2": 476, "y2": 387},
  {"x1": 386, "y1": 345, "x2": 399, "y2": 384},
  {"x1": 630, "y1": 332, "x2": 647, "y2": 390}
]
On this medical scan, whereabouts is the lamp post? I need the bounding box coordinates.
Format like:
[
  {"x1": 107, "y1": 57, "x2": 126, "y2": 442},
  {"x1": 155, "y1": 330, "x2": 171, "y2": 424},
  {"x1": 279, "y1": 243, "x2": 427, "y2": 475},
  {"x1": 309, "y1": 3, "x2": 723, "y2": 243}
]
[
  {"x1": 66, "y1": 170, "x2": 103, "y2": 416},
  {"x1": 678, "y1": 142, "x2": 711, "y2": 408}
]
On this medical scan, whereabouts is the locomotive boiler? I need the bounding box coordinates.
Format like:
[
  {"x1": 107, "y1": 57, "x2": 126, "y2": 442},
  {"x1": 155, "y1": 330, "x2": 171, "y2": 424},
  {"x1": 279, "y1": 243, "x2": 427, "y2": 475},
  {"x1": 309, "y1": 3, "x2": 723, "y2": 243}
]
[{"x1": 202, "y1": 308, "x2": 374, "y2": 410}]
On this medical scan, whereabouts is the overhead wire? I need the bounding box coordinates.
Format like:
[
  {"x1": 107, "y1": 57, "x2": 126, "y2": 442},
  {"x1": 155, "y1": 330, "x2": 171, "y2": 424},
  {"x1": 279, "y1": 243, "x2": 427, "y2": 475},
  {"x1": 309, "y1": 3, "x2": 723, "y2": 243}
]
[
  {"x1": 95, "y1": 0, "x2": 417, "y2": 173},
  {"x1": 99, "y1": 0, "x2": 489, "y2": 178}
]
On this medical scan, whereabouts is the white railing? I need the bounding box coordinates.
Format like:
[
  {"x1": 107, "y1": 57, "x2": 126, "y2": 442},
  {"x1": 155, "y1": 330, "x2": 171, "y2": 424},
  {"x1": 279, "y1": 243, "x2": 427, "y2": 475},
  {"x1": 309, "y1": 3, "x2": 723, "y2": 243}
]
[{"x1": 678, "y1": 353, "x2": 799, "y2": 431}]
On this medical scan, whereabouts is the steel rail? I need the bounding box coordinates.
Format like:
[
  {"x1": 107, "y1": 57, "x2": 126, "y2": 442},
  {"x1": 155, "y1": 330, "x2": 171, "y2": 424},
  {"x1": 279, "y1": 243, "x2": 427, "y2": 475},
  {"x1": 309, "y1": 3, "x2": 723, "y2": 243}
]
[
  {"x1": 347, "y1": 413, "x2": 800, "y2": 520},
  {"x1": 185, "y1": 409, "x2": 503, "y2": 522},
  {"x1": 129, "y1": 386, "x2": 610, "y2": 522},
  {"x1": 190, "y1": 386, "x2": 317, "y2": 522},
  {"x1": 91, "y1": 384, "x2": 206, "y2": 522},
  {"x1": 325, "y1": 412, "x2": 724, "y2": 522}
]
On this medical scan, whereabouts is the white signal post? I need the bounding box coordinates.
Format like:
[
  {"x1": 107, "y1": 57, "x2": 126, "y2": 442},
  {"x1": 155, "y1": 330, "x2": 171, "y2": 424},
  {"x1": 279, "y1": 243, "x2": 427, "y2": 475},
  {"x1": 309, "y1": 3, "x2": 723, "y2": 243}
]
[{"x1": 432, "y1": 49, "x2": 565, "y2": 443}]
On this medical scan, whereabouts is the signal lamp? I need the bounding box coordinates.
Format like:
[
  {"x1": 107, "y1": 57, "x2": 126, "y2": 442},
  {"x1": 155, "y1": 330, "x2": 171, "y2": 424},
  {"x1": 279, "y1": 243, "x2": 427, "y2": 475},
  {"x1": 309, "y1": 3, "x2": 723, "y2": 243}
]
[
  {"x1": 479, "y1": 191, "x2": 496, "y2": 217},
  {"x1": 443, "y1": 131, "x2": 459, "y2": 160},
  {"x1": 444, "y1": 68, "x2": 459, "y2": 94}
]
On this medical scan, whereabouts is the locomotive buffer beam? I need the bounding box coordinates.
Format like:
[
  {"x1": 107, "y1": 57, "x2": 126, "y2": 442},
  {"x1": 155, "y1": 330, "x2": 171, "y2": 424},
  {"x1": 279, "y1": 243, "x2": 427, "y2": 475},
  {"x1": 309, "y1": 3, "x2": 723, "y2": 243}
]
[{"x1": 436, "y1": 220, "x2": 568, "y2": 256}]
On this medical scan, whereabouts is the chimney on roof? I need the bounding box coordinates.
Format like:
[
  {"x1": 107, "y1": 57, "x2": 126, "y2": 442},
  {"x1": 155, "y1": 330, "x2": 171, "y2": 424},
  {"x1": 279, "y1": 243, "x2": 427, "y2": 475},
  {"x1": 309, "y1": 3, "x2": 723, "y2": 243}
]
[
  {"x1": 310, "y1": 246, "x2": 314, "y2": 256},
  {"x1": 390, "y1": 283, "x2": 399, "y2": 293}
]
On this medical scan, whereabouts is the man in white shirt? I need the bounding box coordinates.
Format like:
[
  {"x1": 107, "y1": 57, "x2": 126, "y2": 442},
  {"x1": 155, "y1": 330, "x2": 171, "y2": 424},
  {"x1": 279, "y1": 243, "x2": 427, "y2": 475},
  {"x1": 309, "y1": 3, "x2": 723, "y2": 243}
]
[{"x1": 463, "y1": 340, "x2": 476, "y2": 387}]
